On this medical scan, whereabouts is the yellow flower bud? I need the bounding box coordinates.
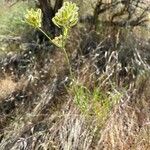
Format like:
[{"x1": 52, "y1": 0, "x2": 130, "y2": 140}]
[{"x1": 52, "y1": 35, "x2": 63, "y2": 48}]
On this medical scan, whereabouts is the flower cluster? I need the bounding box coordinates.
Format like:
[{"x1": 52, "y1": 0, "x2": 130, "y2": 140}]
[
  {"x1": 25, "y1": 8, "x2": 42, "y2": 28},
  {"x1": 52, "y1": 2, "x2": 79, "y2": 29},
  {"x1": 52, "y1": 35, "x2": 63, "y2": 48},
  {"x1": 25, "y1": 2, "x2": 79, "y2": 48}
]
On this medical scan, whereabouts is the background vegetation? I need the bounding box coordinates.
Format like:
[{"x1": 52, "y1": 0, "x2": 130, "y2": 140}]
[{"x1": 0, "y1": 0, "x2": 150, "y2": 150}]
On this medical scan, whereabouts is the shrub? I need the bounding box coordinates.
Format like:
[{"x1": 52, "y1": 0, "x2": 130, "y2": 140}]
[{"x1": 0, "y1": 1, "x2": 30, "y2": 36}]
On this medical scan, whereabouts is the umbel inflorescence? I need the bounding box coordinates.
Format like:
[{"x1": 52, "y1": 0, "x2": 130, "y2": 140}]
[
  {"x1": 25, "y1": 1, "x2": 79, "y2": 48},
  {"x1": 25, "y1": 8, "x2": 42, "y2": 28}
]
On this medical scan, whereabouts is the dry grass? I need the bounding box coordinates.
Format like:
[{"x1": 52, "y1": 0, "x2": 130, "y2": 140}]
[
  {"x1": 0, "y1": 72, "x2": 150, "y2": 150},
  {"x1": 0, "y1": 76, "x2": 26, "y2": 100},
  {"x1": 1, "y1": 33, "x2": 150, "y2": 150},
  {"x1": 3, "y1": 74, "x2": 149, "y2": 150},
  {"x1": 97, "y1": 73, "x2": 150, "y2": 150},
  {"x1": 0, "y1": 77, "x2": 17, "y2": 100},
  {"x1": 0, "y1": 3, "x2": 150, "y2": 149}
]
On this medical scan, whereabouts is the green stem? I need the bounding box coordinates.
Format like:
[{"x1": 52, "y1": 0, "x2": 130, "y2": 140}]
[
  {"x1": 62, "y1": 28, "x2": 73, "y2": 78},
  {"x1": 62, "y1": 47, "x2": 73, "y2": 78},
  {"x1": 38, "y1": 27, "x2": 73, "y2": 79},
  {"x1": 38, "y1": 27, "x2": 52, "y2": 42}
]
